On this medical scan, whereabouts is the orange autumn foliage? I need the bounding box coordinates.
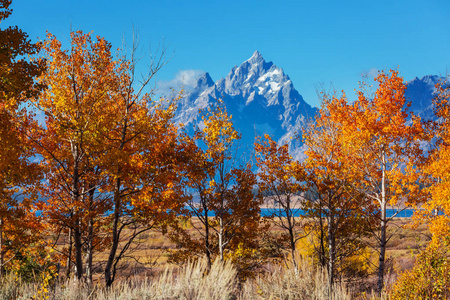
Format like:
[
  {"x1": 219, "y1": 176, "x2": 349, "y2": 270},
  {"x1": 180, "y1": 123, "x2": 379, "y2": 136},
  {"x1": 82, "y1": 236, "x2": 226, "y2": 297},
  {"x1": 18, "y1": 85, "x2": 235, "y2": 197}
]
[
  {"x1": 255, "y1": 134, "x2": 306, "y2": 269},
  {"x1": 170, "y1": 103, "x2": 267, "y2": 277},
  {"x1": 0, "y1": 0, "x2": 45, "y2": 276},
  {"x1": 302, "y1": 71, "x2": 422, "y2": 293},
  {"x1": 420, "y1": 76, "x2": 450, "y2": 245},
  {"x1": 302, "y1": 91, "x2": 375, "y2": 289},
  {"x1": 341, "y1": 70, "x2": 423, "y2": 293},
  {"x1": 30, "y1": 31, "x2": 120, "y2": 281},
  {"x1": 30, "y1": 30, "x2": 190, "y2": 285}
]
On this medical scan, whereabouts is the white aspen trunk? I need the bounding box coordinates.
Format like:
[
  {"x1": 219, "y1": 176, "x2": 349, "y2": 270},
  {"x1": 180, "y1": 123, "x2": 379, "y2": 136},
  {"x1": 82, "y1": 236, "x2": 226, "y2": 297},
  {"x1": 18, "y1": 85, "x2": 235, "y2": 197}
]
[
  {"x1": 377, "y1": 148, "x2": 387, "y2": 294},
  {"x1": 204, "y1": 204, "x2": 212, "y2": 271}
]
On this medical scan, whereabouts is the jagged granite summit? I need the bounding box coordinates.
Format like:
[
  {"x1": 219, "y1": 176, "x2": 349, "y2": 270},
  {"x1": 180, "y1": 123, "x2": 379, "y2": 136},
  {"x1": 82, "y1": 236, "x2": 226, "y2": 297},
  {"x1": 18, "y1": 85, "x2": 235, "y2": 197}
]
[
  {"x1": 174, "y1": 51, "x2": 443, "y2": 160},
  {"x1": 175, "y1": 51, "x2": 317, "y2": 158}
]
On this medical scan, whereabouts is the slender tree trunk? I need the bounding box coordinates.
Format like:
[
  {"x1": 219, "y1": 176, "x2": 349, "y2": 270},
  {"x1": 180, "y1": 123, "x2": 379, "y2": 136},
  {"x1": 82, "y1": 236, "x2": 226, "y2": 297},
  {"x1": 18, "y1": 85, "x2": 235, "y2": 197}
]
[
  {"x1": 104, "y1": 189, "x2": 120, "y2": 287},
  {"x1": 286, "y1": 206, "x2": 297, "y2": 270},
  {"x1": 328, "y1": 208, "x2": 336, "y2": 297},
  {"x1": 377, "y1": 149, "x2": 387, "y2": 294},
  {"x1": 105, "y1": 100, "x2": 129, "y2": 288},
  {"x1": 85, "y1": 225, "x2": 93, "y2": 285},
  {"x1": 218, "y1": 179, "x2": 225, "y2": 263},
  {"x1": 72, "y1": 148, "x2": 83, "y2": 280},
  {"x1": 66, "y1": 227, "x2": 72, "y2": 279},
  {"x1": 204, "y1": 200, "x2": 212, "y2": 271},
  {"x1": 288, "y1": 226, "x2": 297, "y2": 270},
  {"x1": 219, "y1": 216, "x2": 224, "y2": 262},
  {"x1": 319, "y1": 208, "x2": 326, "y2": 268},
  {"x1": 377, "y1": 202, "x2": 387, "y2": 294},
  {"x1": 284, "y1": 197, "x2": 297, "y2": 270},
  {"x1": 0, "y1": 217, "x2": 3, "y2": 278},
  {"x1": 73, "y1": 227, "x2": 83, "y2": 280},
  {"x1": 86, "y1": 186, "x2": 94, "y2": 285}
]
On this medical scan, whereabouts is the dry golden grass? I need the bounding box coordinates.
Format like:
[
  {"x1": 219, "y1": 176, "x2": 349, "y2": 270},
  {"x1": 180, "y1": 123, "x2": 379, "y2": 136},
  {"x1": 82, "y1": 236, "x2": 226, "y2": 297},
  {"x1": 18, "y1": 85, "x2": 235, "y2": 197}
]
[
  {"x1": 3, "y1": 257, "x2": 355, "y2": 300},
  {"x1": 49, "y1": 216, "x2": 430, "y2": 297}
]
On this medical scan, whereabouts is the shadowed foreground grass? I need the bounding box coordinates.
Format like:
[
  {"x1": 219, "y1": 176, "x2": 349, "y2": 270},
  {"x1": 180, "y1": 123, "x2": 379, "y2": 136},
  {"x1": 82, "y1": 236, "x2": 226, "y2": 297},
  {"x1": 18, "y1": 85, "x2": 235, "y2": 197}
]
[{"x1": 0, "y1": 257, "x2": 353, "y2": 300}]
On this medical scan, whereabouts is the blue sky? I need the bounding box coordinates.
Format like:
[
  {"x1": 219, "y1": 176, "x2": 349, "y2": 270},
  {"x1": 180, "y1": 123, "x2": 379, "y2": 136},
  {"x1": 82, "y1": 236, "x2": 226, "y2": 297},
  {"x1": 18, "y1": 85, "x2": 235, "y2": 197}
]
[{"x1": 4, "y1": 0, "x2": 449, "y2": 107}]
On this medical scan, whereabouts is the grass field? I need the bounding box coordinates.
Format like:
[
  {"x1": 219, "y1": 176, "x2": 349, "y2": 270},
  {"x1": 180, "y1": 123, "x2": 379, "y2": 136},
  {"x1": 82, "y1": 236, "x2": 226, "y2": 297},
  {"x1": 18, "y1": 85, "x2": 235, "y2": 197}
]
[
  {"x1": 64, "y1": 217, "x2": 431, "y2": 289},
  {"x1": 0, "y1": 217, "x2": 431, "y2": 299}
]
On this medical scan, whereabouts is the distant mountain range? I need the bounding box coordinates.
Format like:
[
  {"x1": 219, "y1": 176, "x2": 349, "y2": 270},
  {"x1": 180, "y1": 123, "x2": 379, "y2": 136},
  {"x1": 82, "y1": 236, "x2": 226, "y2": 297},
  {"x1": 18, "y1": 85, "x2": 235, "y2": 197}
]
[{"x1": 174, "y1": 51, "x2": 441, "y2": 159}]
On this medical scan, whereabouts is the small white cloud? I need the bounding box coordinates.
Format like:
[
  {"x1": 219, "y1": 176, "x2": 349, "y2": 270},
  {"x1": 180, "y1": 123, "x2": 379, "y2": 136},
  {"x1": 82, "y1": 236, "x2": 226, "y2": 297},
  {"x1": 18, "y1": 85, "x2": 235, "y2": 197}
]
[
  {"x1": 176, "y1": 70, "x2": 205, "y2": 87},
  {"x1": 158, "y1": 69, "x2": 205, "y2": 98},
  {"x1": 362, "y1": 68, "x2": 379, "y2": 79}
]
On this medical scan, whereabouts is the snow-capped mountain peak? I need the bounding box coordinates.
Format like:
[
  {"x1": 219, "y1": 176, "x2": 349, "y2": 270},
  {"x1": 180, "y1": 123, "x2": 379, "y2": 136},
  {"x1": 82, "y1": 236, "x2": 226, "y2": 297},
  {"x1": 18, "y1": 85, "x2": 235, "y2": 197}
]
[
  {"x1": 174, "y1": 52, "x2": 443, "y2": 160},
  {"x1": 174, "y1": 51, "x2": 317, "y2": 158},
  {"x1": 248, "y1": 50, "x2": 263, "y2": 62},
  {"x1": 196, "y1": 72, "x2": 214, "y2": 88}
]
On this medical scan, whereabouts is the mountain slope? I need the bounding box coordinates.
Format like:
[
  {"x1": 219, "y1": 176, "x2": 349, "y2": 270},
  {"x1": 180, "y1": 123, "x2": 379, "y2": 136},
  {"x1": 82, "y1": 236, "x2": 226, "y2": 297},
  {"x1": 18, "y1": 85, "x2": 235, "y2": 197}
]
[
  {"x1": 174, "y1": 51, "x2": 443, "y2": 160},
  {"x1": 405, "y1": 75, "x2": 440, "y2": 121},
  {"x1": 175, "y1": 51, "x2": 317, "y2": 157}
]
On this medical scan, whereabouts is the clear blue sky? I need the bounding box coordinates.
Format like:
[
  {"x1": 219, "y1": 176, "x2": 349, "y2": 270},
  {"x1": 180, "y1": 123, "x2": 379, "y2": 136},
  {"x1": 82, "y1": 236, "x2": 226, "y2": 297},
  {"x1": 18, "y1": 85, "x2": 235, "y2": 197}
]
[{"x1": 4, "y1": 0, "x2": 450, "y2": 107}]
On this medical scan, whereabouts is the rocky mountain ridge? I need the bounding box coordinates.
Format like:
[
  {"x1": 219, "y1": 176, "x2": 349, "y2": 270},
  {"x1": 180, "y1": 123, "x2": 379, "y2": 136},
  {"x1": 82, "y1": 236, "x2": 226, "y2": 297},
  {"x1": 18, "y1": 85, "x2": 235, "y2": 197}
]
[
  {"x1": 175, "y1": 51, "x2": 317, "y2": 158},
  {"x1": 174, "y1": 51, "x2": 442, "y2": 159}
]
